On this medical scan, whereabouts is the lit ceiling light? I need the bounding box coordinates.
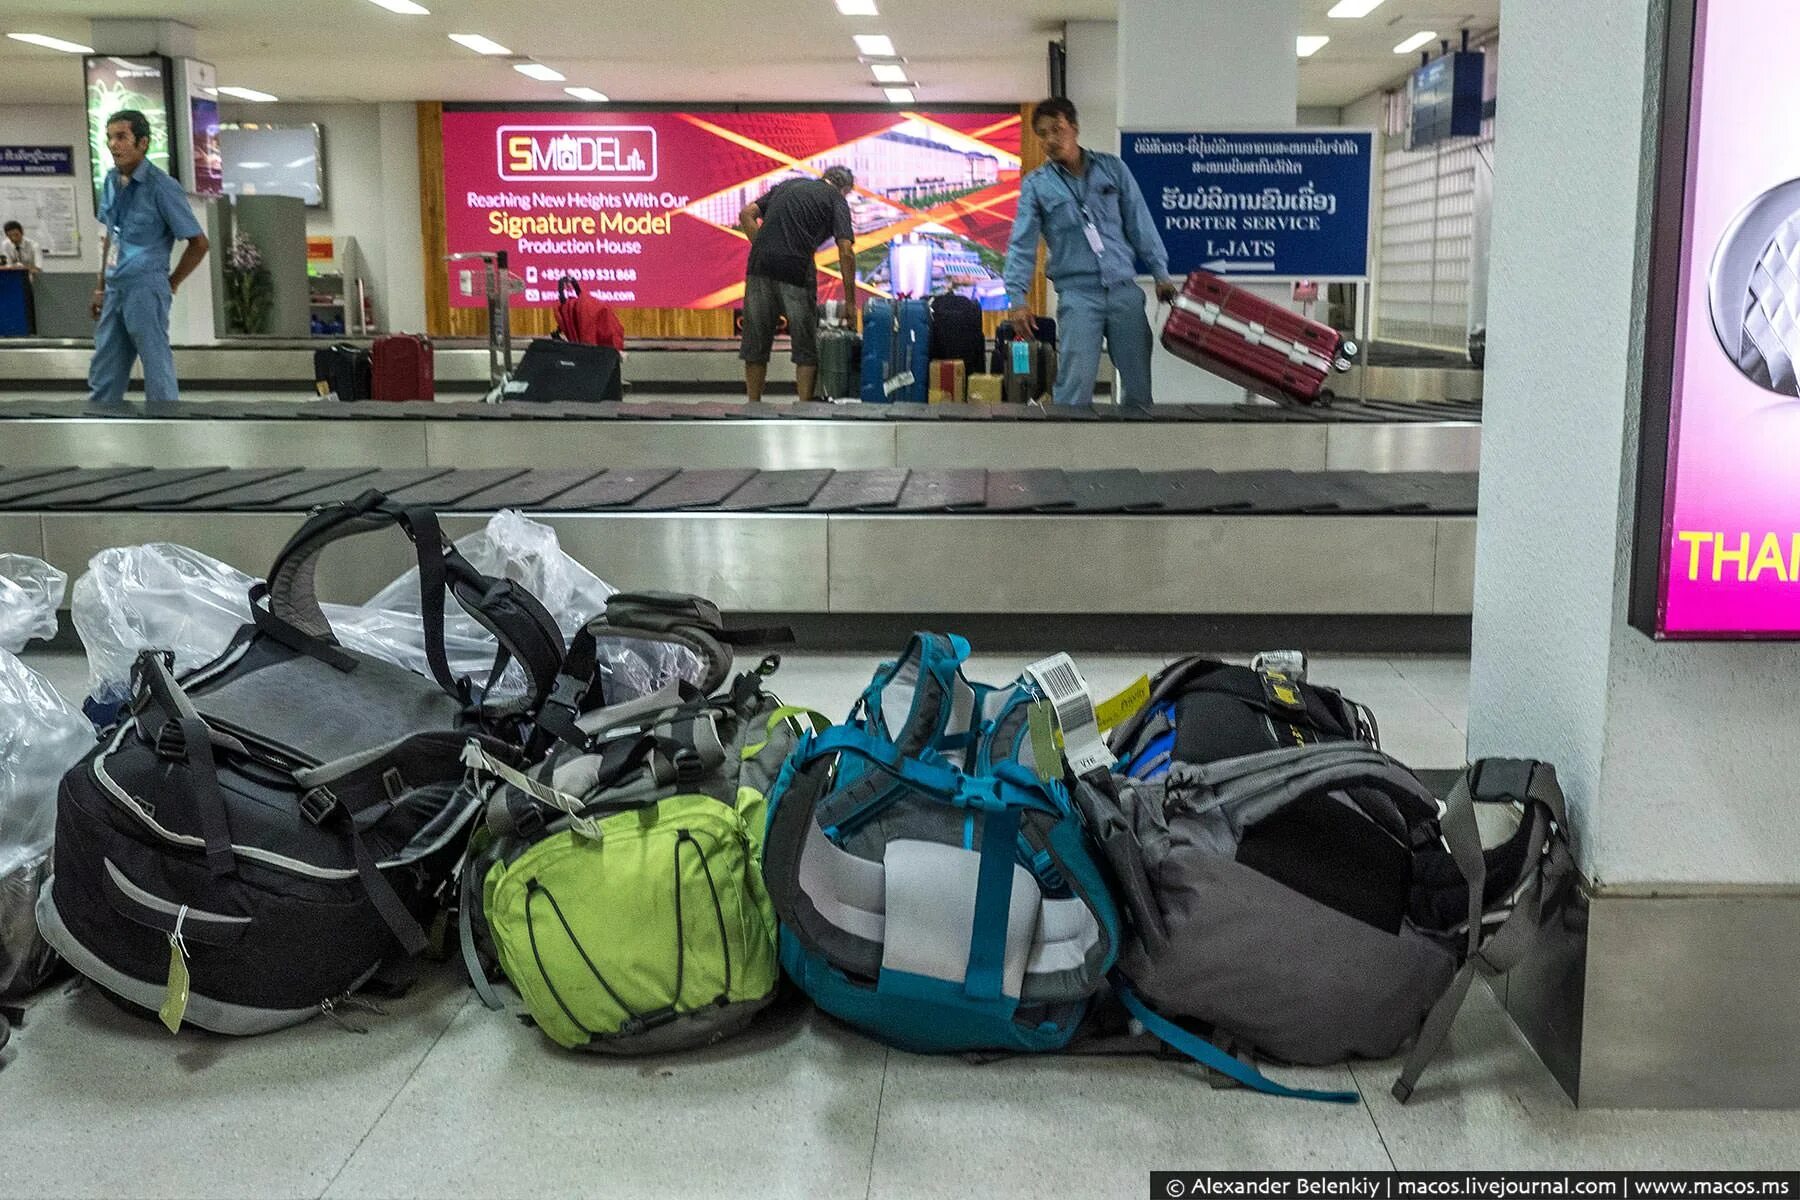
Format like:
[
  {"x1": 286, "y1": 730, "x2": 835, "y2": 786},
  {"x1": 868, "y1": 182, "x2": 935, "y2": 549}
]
[
  {"x1": 854, "y1": 33, "x2": 896, "y2": 56},
  {"x1": 870, "y1": 62, "x2": 908, "y2": 82},
  {"x1": 6, "y1": 32, "x2": 95, "y2": 53},
  {"x1": 449, "y1": 33, "x2": 512, "y2": 55},
  {"x1": 1393, "y1": 30, "x2": 1437, "y2": 54},
  {"x1": 565, "y1": 86, "x2": 608, "y2": 102},
  {"x1": 1326, "y1": 0, "x2": 1386, "y2": 17},
  {"x1": 836, "y1": 0, "x2": 879, "y2": 13},
  {"x1": 1296, "y1": 35, "x2": 1330, "y2": 58},
  {"x1": 514, "y1": 62, "x2": 565, "y2": 81},
  {"x1": 365, "y1": 0, "x2": 429, "y2": 13},
  {"x1": 218, "y1": 86, "x2": 279, "y2": 102},
  {"x1": 883, "y1": 87, "x2": 913, "y2": 103}
]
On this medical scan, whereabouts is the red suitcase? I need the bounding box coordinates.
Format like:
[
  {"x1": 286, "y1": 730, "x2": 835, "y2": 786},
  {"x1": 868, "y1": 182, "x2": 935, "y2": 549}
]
[
  {"x1": 371, "y1": 334, "x2": 435, "y2": 402},
  {"x1": 1160, "y1": 271, "x2": 1357, "y2": 407}
]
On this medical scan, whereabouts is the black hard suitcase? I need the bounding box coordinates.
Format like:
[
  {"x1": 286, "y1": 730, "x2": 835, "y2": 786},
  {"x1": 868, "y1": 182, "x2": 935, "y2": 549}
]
[
  {"x1": 928, "y1": 293, "x2": 986, "y2": 379},
  {"x1": 505, "y1": 338, "x2": 623, "y2": 403},
  {"x1": 314, "y1": 344, "x2": 372, "y2": 403}
]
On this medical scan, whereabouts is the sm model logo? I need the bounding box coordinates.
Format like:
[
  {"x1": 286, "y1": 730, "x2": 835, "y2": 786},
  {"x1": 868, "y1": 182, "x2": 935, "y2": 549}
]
[{"x1": 496, "y1": 125, "x2": 659, "y2": 181}]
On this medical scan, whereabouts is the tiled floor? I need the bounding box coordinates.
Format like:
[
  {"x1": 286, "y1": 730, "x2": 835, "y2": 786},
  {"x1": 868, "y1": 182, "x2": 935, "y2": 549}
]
[{"x1": 4, "y1": 648, "x2": 1797, "y2": 1198}]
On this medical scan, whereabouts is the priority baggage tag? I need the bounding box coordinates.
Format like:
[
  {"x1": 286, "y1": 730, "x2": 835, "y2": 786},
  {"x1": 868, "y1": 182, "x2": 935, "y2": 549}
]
[
  {"x1": 1024, "y1": 653, "x2": 1113, "y2": 776},
  {"x1": 1083, "y1": 221, "x2": 1106, "y2": 257},
  {"x1": 1094, "y1": 674, "x2": 1152, "y2": 733},
  {"x1": 160, "y1": 908, "x2": 191, "y2": 1035}
]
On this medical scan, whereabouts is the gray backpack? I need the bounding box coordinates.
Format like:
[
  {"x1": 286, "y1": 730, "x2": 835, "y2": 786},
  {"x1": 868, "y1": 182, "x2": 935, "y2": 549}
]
[{"x1": 1078, "y1": 744, "x2": 1572, "y2": 1103}]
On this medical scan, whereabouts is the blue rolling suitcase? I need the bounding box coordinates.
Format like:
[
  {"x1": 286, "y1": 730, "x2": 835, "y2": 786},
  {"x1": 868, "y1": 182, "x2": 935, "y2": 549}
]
[{"x1": 860, "y1": 298, "x2": 930, "y2": 403}]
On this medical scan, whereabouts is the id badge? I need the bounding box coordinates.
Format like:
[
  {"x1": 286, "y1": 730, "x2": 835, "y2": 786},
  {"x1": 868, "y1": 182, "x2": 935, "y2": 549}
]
[
  {"x1": 1083, "y1": 221, "x2": 1106, "y2": 256},
  {"x1": 105, "y1": 232, "x2": 120, "y2": 270}
]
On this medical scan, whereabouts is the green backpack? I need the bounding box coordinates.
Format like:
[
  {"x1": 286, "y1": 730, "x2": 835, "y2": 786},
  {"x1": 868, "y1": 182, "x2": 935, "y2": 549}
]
[{"x1": 459, "y1": 592, "x2": 821, "y2": 1052}]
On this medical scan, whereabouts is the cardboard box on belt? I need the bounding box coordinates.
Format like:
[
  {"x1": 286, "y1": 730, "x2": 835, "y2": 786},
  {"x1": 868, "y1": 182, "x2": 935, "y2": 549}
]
[
  {"x1": 927, "y1": 360, "x2": 967, "y2": 404},
  {"x1": 967, "y1": 374, "x2": 1004, "y2": 405}
]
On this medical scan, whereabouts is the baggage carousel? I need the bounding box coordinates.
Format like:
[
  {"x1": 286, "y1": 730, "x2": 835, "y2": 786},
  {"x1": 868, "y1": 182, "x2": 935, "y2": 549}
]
[
  {"x1": 0, "y1": 396, "x2": 1482, "y2": 473},
  {"x1": 0, "y1": 463, "x2": 1478, "y2": 636}
]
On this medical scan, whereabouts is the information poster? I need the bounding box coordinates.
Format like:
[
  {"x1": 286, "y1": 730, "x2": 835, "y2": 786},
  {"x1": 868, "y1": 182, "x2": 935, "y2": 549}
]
[
  {"x1": 1118, "y1": 130, "x2": 1374, "y2": 279},
  {"x1": 441, "y1": 108, "x2": 1021, "y2": 309},
  {"x1": 1634, "y1": 0, "x2": 1800, "y2": 637},
  {"x1": 83, "y1": 55, "x2": 174, "y2": 211},
  {"x1": 0, "y1": 182, "x2": 80, "y2": 256}
]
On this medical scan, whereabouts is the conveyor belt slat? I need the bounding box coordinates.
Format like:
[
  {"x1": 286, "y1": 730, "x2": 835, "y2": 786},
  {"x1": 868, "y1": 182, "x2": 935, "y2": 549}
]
[
  {"x1": 712, "y1": 469, "x2": 833, "y2": 511},
  {"x1": 984, "y1": 469, "x2": 1074, "y2": 512},
  {"x1": 182, "y1": 467, "x2": 381, "y2": 509},
  {"x1": 894, "y1": 469, "x2": 988, "y2": 512},
  {"x1": 455, "y1": 468, "x2": 608, "y2": 509},
  {"x1": 633, "y1": 468, "x2": 758, "y2": 510},
  {"x1": 385, "y1": 468, "x2": 529, "y2": 508},
  {"x1": 111, "y1": 467, "x2": 303, "y2": 509},
  {"x1": 807, "y1": 468, "x2": 910, "y2": 512},
  {"x1": 537, "y1": 468, "x2": 676, "y2": 510},
  {"x1": 0, "y1": 466, "x2": 145, "y2": 505},
  {"x1": 34, "y1": 467, "x2": 227, "y2": 508}
]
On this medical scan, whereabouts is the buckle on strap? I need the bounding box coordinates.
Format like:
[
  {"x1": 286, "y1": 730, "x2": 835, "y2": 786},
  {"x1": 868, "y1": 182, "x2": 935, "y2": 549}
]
[{"x1": 300, "y1": 787, "x2": 340, "y2": 826}]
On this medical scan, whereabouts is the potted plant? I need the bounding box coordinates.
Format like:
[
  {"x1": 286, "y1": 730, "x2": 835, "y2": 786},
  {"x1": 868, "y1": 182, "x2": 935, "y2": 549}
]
[{"x1": 222, "y1": 229, "x2": 273, "y2": 335}]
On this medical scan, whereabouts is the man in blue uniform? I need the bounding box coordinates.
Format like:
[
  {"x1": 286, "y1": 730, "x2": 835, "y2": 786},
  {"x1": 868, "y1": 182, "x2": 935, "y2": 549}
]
[
  {"x1": 1003, "y1": 98, "x2": 1177, "y2": 407},
  {"x1": 87, "y1": 109, "x2": 209, "y2": 405}
]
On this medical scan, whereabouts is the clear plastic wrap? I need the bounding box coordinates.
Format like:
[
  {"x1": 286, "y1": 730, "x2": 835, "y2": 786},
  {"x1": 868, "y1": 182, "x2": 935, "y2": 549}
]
[
  {"x1": 0, "y1": 647, "x2": 95, "y2": 996},
  {"x1": 337, "y1": 509, "x2": 703, "y2": 702},
  {"x1": 71, "y1": 543, "x2": 257, "y2": 708},
  {"x1": 0, "y1": 554, "x2": 69, "y2": 654},
  {"x1": 69, "y1": 514, "x2": 705, "y2": 714}
]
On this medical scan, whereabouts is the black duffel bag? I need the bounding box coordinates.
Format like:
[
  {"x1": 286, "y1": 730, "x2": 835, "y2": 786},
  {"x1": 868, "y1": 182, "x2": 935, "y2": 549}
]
[{"x1": 37, "y1": 491, "x2": 565, "y2": 1035}]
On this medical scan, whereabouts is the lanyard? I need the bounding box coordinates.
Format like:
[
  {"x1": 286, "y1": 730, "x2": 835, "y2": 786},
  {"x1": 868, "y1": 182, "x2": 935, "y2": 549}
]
[
  {"x1": 110, "y1": 175, "x2": 143, "y2": 238},
  {"x1": 1052, "y1": 159, "x2": 1092, "y2": 220}
]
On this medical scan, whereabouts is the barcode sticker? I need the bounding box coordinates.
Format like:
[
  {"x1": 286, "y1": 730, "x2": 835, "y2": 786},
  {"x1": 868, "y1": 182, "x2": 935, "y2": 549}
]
[{"x1": 1023, "y1": 653, "x2": 1113, "y2": 776}]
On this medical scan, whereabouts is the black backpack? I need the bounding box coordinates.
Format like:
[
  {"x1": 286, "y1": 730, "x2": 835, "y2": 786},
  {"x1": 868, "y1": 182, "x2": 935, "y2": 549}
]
[
  {"x1": 928, "y1": 292, "x2": 986, "y2": 379},
  {"x1": 37, "y1": 491, "x2": 565, "y2": 1035},
  {"x1": 1109, "y1": 654, "x2": 1378, "y2": 780}
]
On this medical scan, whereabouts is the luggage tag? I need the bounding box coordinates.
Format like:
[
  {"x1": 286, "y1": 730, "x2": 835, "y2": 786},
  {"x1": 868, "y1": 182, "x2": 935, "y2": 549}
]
[
  {"x1": 1024, "y1": 653, "x2": 1113, "y2": 776},
  {"x1": 1093, "y1": 674, "x2": 1152, "y2": 733},
  {"x1": 1026, "y1": 701, "x2": 1062, "y2": 782},
  {"x1": 160, "y1": 906, "x2": 191, "y2": 1034}
]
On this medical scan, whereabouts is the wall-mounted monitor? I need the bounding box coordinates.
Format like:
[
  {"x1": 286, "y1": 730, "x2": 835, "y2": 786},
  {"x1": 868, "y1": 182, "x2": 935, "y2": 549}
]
[
  {"x1": 221, "y1": 123, "x2": 325, "y2": 207},
  {"x1": 84, "y1": 54, "x2": 175, "y2": 213},
  {"x1": 1405, "y1": 51, "x2": 1484, "y2": 151}
]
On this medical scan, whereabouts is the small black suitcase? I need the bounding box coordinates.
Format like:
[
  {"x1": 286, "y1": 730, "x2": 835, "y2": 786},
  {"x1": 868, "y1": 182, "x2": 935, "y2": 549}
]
[
  {"x1": 928, "y1": 293, "x2": 986, "y2": 379},
  {"x1": 504, "y1": 338, "x2": 623, "y2": 403},
  {"x1": 313, "y1": 343, "x2": 372, "y2": 402}
]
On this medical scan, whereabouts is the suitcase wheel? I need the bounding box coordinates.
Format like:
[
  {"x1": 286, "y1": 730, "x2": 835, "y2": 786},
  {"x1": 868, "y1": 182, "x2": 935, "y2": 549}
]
[
  {"x1": 1340, "y1": 338, "x2": 1359, "y2": 360},
  {"x1": 1333, "y1": 356, "x2": 1355, "y2": 374}
]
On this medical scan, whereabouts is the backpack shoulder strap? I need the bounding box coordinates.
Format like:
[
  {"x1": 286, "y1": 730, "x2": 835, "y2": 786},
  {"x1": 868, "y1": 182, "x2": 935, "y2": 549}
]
[{"x1": 253, "y1": 489, "x2": 564, "y2": 717}]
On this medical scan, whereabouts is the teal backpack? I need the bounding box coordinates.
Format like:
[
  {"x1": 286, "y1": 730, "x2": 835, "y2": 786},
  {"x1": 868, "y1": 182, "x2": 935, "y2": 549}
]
[{"x1": 761, "y1": 633, "x2": 1123, "y2": 1054}]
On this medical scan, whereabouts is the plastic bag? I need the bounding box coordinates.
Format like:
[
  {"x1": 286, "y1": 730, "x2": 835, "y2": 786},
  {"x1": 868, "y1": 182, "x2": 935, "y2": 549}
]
[
  {"x1": 71, "y1": 543, "x2": 257, "y2": 709},
  {"x1": 339, "y1": 510, "x2": 702, "y2": 702},
  {"x1": 0, "y1": 647, "x2": 94, "y2": 997},
  {"x1": 0, "y1": 554, "x2": 68, "y2": 654}
]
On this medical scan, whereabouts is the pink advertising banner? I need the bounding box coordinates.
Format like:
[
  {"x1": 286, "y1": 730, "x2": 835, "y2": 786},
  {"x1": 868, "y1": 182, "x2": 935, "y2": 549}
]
[
  {"x1": 1641, "y1": 0, "x2": 1800, "y2": 637},
  {"x1": 439, "y1": 107, "x2": 1022, "y2": 311}
]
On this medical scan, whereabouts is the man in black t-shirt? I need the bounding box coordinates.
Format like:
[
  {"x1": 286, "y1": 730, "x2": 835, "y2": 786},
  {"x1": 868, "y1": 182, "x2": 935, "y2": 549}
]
[{"x1": 738, "y1": 165, "x2": 858, "y2": 402}]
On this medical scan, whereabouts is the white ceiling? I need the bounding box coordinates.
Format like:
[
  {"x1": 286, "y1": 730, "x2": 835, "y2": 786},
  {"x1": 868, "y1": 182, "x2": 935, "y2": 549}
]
[
  {"x1": 1298, "y1": 0, "x2": 1500, "y2": 108},
  {"x1": 0, "y1": 0, "x2": 1497, "y2": 110}
]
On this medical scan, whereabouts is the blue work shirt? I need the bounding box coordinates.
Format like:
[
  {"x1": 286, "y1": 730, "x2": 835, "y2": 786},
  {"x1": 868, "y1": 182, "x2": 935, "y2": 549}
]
[
  {"x1": 99, "y1": 158, "x2": 202, "y2": 288},
  {"x1": 1003, "y1": 148, "x2": 1171, "y2": 306}
]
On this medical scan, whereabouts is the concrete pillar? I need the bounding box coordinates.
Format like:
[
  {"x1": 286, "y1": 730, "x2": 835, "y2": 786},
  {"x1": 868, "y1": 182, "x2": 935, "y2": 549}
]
[
  {"x1": 88, "y1": 19, "x2": 197, "y2": 58},
  {"x1": 1470, "y1": 0, "x2": 1800, "y2": 1107},
  {"x1": 1063, "y1": 21, "x2": 1119, "y2": 155},
  {"x1": 1117, "y1": 0, "x2": 1299, "y2": 404},
  {"x1": 378, "y1": 103, "x2": 427, "y2": 334}
]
